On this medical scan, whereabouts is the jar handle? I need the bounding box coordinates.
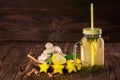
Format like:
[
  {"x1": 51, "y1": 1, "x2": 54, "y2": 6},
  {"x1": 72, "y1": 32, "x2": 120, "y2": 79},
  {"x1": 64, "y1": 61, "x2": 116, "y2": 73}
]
[{"x1": 73, "y1": 41, "x2": 82, "y2": 60}]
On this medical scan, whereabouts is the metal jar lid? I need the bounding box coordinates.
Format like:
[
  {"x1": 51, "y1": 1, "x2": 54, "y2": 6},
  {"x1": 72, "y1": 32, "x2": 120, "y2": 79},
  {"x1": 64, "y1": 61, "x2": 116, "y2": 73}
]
[{"x1": 83, "y1": 28, "x2": 102, "y2": 35}]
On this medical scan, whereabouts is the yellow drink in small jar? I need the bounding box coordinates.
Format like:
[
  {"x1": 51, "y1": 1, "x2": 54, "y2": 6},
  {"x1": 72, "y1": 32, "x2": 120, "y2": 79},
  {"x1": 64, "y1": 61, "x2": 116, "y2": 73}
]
[{"x1": 81, "y1": 28, "x2": 104, "y2": 66}]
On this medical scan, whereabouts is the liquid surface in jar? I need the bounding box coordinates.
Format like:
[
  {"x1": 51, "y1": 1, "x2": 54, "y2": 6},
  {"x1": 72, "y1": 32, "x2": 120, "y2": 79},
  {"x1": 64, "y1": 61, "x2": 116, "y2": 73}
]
[{"x1": 81, "y1": 37, "x2": 104, "y2": 66}]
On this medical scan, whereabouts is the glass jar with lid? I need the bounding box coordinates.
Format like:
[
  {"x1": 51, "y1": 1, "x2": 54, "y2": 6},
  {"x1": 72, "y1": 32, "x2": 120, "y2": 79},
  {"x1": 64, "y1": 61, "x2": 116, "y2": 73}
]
[{"x1": 73, "y1": 28, "x2": 104, "y2": 66}]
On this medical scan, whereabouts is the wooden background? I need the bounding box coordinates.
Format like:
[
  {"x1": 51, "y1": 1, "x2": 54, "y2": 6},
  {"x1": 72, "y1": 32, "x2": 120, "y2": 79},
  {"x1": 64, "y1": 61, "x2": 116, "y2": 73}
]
[{"x1": 0, "y1": 0, "x2": 120, "y2": 42}]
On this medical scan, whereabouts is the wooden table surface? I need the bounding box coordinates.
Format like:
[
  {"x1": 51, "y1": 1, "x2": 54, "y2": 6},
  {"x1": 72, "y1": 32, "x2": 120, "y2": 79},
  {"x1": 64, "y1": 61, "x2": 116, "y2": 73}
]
[{"x1": 0, "y1": 41, "x2": 120, "y2": 80}]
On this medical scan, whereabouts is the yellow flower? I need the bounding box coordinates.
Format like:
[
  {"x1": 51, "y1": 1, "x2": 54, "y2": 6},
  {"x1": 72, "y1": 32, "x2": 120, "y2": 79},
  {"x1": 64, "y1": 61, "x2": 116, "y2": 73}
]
[
  {"x1": 38, "y1": 62, "x2": 49, "y2": 73},
  {"x1": 52, "y1": 62, "x2": 64, "y2": 74},
  {"x1": 74, "y1": 58, "x2": 82, "y2": 71},
  {"x1": 66, "y1": 60, "x2": 77, "y2": 73}
]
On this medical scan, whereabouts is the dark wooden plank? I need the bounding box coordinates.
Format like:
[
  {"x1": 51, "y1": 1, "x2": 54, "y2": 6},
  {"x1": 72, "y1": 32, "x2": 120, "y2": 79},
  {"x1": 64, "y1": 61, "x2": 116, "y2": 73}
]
[
  {"x1": 0, "y1": 0, "x2": 120, "y2": 42},
  {"x1": 0, "y1": 42, "x2": 120, "y2": 80},
  {"x1": 0, "y1": 41, "x2": 19, "y2": 80},
  {"x1": 109, "y1": 43, "x2": 120, "y2": 79},
  {"x1": 0, "y1": 41, "x2": 39, "y2": 80},
  {"x1": 0, "y1": 30, "x2": 119, "y2": 42}
]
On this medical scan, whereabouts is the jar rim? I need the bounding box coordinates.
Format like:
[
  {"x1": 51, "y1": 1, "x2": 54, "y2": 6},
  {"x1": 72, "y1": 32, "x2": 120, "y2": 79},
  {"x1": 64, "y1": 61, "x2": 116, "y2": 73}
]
[{"x1": 83, "y1": 28, "x2": 102, "y2": 35}]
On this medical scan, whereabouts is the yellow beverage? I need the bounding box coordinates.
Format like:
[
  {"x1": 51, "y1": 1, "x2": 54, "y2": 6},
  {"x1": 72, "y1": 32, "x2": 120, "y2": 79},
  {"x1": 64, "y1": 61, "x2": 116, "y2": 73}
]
[
  {"x1": 73, "y1": 28, "x2": 104, "y2": 67},
  {"x1": 81, "y1": 28, "x2": 104, "y2": 66}
]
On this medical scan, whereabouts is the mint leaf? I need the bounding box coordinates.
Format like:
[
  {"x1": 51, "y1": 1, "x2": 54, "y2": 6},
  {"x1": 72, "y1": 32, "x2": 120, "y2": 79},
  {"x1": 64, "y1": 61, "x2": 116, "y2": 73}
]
[{"x1": 65, "y1": 54, "x2": 73, "y2": 60}]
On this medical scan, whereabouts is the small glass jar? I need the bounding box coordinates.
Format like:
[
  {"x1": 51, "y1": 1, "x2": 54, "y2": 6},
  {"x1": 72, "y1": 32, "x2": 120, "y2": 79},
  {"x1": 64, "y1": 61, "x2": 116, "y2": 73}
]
[{"x1": 73, "y1": 28, "x2": 104, "y2": 66}]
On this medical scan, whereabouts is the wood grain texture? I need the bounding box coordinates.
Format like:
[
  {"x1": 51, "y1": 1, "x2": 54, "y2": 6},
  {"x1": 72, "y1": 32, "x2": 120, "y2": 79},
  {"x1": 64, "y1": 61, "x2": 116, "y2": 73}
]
[
  {"x1": 0, "y1": 41, "x2": 120, "y2": 80},
  {"x1": 0, "y1": 0, "x2": 120, "y2": 42}
]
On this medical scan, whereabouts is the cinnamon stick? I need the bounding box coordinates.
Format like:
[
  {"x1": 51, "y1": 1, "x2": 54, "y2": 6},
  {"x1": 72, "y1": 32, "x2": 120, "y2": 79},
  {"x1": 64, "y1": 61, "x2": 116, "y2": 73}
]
[
  {"x1": 27, "y1": 54, "x2": 40, "y2": 63},
  {"x1": 26, "y1": 68, "x2": 36, "y2": 76}
]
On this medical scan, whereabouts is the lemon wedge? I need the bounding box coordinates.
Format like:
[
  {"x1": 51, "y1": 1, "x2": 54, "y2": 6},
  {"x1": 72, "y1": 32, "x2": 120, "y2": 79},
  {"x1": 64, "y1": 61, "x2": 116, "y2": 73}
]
[{"x1": 52, "y1": 54, "x2": 66, "y2": 64}]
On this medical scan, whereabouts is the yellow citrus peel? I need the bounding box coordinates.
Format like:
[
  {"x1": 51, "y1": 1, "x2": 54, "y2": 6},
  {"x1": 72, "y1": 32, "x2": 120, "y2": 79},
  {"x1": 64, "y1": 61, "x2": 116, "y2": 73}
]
[{"x1": 52, "y1": 54, "x2": 66, "y2": 64}]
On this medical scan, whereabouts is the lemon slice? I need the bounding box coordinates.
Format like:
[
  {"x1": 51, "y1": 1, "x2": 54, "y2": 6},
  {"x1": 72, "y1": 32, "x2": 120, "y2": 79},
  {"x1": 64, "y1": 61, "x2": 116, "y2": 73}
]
[{"x1": 52, "y1": 54, "x2": 66, "y2": 64}]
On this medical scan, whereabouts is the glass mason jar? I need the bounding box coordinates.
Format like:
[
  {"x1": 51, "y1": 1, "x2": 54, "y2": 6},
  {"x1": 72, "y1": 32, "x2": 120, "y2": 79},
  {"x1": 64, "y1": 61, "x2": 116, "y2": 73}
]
[{"x1": 73, "y1": 28, "x2": 104, "y2": 66}]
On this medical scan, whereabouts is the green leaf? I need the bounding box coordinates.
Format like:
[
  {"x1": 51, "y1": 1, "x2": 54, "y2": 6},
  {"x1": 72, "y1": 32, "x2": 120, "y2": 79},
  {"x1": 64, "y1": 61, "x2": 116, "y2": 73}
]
[
  {"x1": 81, "y1": 65, "x2": 103, "y2": 73},
  {"x1": 47, "y1": 58, "x2": 52, "y2": 65},
  {"x1": 48, "y1": 52, "x2": 52, "y2": 55},
  {"x1": 65, "y1": 54, "x2": 73, "y2": 60},
  {"x1": 47, "y1": 52, "x2": 53, "y2": 65},
  {"x1": 65, "y1": 53, "x2": 80, "y2": 60}
]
